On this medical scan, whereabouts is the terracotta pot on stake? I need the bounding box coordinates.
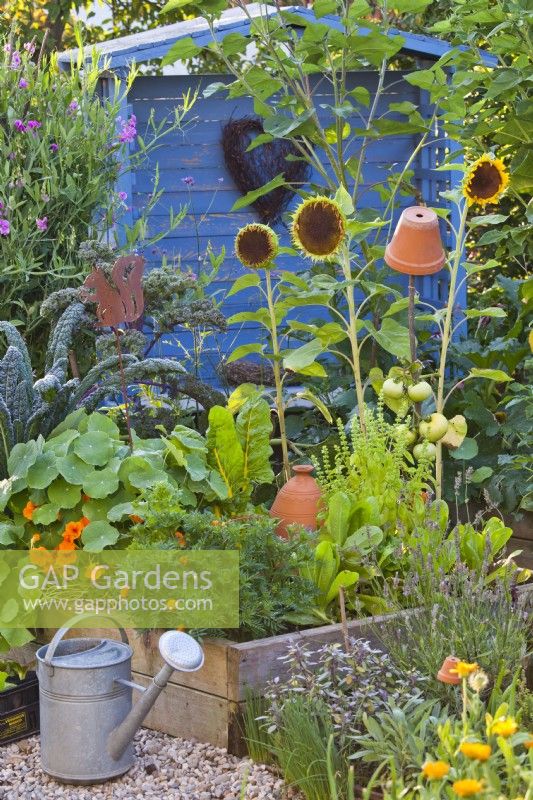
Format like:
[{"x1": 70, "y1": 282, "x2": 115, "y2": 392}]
[
  {"x1": 385, "y1": 206, "x2": 446, "y2": 389},
  {"x1": 270, "y1": 464, "x2": 322, "y2": 539}
]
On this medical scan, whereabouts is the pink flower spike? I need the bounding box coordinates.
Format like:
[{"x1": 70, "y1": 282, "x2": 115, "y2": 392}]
[
  {"x1": 18, "y1": 78, "x2": 28, "y2": 89},
  {"x1": 26, "y1": 120, "x2": 41, "y2": 130},
  {"x1": 14, "y1": 119, "x2": 26, "y2": 132},
  {"x1": 0, "y1": 220, "x2": 10, "y2": 236},
  {"x1": 36, "y1": 217, "x2": 48, "y2": 232},
  {"x1": 10, "y1": 51, "x2": 21, "y2": 69},
  {"x1": 118, "y1": 191, "x2": 128, "y2": 201},
  {"x1": 50, "y1": 142, "x2": 59, "y2": 152}
]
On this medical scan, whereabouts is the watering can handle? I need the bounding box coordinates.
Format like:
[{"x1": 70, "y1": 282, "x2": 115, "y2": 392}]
[{"x1": 44, "y1": 613, "x2": 129, "y2": 668}]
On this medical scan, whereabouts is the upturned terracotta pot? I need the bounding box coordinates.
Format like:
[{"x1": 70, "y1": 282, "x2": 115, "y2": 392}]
[
  {"x1": 384, "y1": 206, "x2": 445, "y2": 276},
  {"x1": 270, "y1": 464, "x2": 322, "y2": 539},
  {"x1": 437, "y1": 655, "x2": 461, "y2": 685}
]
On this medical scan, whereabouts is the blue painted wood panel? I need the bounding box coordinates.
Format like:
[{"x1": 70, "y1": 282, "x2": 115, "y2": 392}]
[{"x1": 122, "y1": 71, "x2": 459, "y2": 382}]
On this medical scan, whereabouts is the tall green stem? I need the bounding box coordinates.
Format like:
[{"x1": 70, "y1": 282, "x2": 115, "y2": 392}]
[
  {"x1": 435, "y1": 202, "x2": 468, "y2": 499},
  {"x1": 340, "y1": 245, "x2": 366, "y2": 432},
  {"x1": 265, "y1": 270, "x2": 290, "y2": 483}
]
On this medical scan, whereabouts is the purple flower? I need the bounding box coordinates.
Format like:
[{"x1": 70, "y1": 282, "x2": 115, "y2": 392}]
[
  {"x1": 50, "y1": 142, "x2": 59, "y2": 153},
  {"x1": 26, "y1": 120, "x2": 41, "y2": 130},
  {"x1": 35, "y1": 216, "x2": 48, "y2": 232},
  {"x1": 118, "y1": 191, "x2": 128, "y2": 201},
  {"x1": 10, "y1": 51, "x2": 21, "y2": 69},
  {"x1": 23, "y1": 42, "x2": 36, "y2": 55},
  {"x1": 0, "y1": 219, "x2": 10, "y2": 236},
  {"x1": 18, "y1": 78, "x2": 28, "y2": 89},
  {"x1": 13, "y1": 119, "x2": 26, "y2": 132},
  {"x1": 182, "y1": 176, "x2": 195, "y2": 187},
  {"x1": 118, "y1": 114, "x2": 137, "y2": 144},
  {"x1": 7, "y1": 152, "x2": 16, "y2": 160},
  {"x1": 41, "y1": 193, "x2": 50, "y2": 203},
  {"x1": 68, "y1": 99, "x2": 79, "y2": 113},
  {"x1": 3, "y1": 44, "x2": 11, "y2": 54}
]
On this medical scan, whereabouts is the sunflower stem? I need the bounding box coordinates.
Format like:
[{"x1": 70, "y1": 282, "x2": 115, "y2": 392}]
[
  {"x1": 265, "y1": 270, "x2": 290, "y2": 483},
  {"x1": 341, "y1": 245, "x2": 366, "y2": 433},
  {"x1": 435, "y1": 202, "x2": 468, "y2": 499}
]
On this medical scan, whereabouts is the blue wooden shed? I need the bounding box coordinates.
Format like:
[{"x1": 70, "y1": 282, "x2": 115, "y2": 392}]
[{"x1": 58, "y1": 5, "x2": 496, "y2": 381}]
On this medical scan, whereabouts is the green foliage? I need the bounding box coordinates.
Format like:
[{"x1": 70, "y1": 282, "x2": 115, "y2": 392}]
[
  {"x1": 0, "y1": 410, "x2": 172, "y2": 550},
  {"x1": 127, "y1": 492, "x2": 317, "y2": 641}
]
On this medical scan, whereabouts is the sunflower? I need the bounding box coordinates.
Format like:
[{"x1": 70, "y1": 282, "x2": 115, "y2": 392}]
[
  {"x1": 291, "y1": 196, "x2": 346, "y2": 260},
  {"x1": 235, "y1": 223, "x2": 278, "y2": 269},
  {"x1": 463, "y1": 154, "x2": 509, "y2": 207}
]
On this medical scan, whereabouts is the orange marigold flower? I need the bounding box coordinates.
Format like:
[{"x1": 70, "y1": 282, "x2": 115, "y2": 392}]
[
  {"x1": 491, "y1": 717, "x2": 518, "y2": 738},
  {"x1": 452, "y1": 779, "x2": 484, "y2": 797},
  {"x1": 459, "y1": 742, "x2": 492, "y2": 761},
  {"x1": 23, "y1": 500, "x2": 38, "y2": 520},
  {"x1": 421, "y1": 761, "x2": 450, "y2": 780},
  {"x1": 451, "y1": 661, "x2": 479, "y2": 678}
]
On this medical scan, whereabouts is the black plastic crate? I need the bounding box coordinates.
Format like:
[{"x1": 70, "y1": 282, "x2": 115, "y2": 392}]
[{"x1": 0, "y1": 672, "x2": 39, "y2": 745}]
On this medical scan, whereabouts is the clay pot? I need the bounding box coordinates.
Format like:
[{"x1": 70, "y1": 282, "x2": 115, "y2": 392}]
[
  {"x1": 384, "y1": 206, "x2": 445, "y2": 276},
  {"x1": 270, "y1": 464, "x2": 322, "y2": 539},
  {"x1": 437, "y1": 655, "x2": 461, "y2": 685}
]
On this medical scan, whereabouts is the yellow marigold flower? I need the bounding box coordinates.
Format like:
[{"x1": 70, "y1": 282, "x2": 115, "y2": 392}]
[
  {"x1": 452, "y1": 661, "x2": 479, "y2": 678},
  {"x1": 291, "y1": 196, "x2": 346, "y2": 260},
  {"x1": 491, "y1": 717, "x2": 518, "y2": 738},
  {"x1": 235, "y1": 223, "x2": 278, "y2": 269},
  {"x1": 459, "y1": 742, "x2": 492, "y2": 761},
  {"x1": 452, "y1": 778, "x2": 484, "y2": 797},
  {"x1": 23, "y1": 500, "x2": 38, "y2": 520},
  {"x1": 463, "y1": 154, "x2": 509, "y2": 207},
  {"x1": 421, "y1": 760, "x2": 450, "y2": 780}
]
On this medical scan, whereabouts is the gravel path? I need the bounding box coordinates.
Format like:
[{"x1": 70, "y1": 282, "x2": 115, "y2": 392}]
[{"x1": 0, "y1": 729, "x2": 292, "y2": 800}]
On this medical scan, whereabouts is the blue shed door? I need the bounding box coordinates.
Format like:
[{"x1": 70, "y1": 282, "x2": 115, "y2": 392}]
[{"x1": 126, "y1": 73, "x2": 460, "y2": 383}]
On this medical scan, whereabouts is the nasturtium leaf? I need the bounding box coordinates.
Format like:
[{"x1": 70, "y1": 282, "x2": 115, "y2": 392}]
[
  {"x1": 107, "y1": 502, "x2": 135, "y2": 522},
  {"x1": 82, "y1": 469, "x2": 120, "y2": 500},
  {"x1": 87, "y1": 413, "x2": 121, "y2": 438},
  {"x1": 7, "y1": 440, "x2": 40, "y2": 478},
  {"x1": 32, "y1": 503, "x2": 61, "y2": 525},
  {"x1": 0, "y1": 523, "x2": 17, "y2": 545},
  {"x1": 57, "y1": 453, "x2": 94, "y2": 484},
  {"x1": 127, "y1": 463, "x2": 169, "y2": 490},
  {"x1": 43, "y1": 429, "x2": 80, "y2": 457},
  {"x1": 449, "y1": 437, "x2": 478, "y2": 460},
  {"x1": 82, "y1": 521, "x2": 120, "y2": 552},
  {"x1": 73, "y1": 432, "x2": 114, "y2": 466},
  {"x1": 48, "y1": 478, "x2": 82, "y2": 509},
  {"x1": 0, "y1": 599, "x2": 18, "y2": 624},
  {"x1": 26, "y1": 453, "x2": 59, "y2": 489}
]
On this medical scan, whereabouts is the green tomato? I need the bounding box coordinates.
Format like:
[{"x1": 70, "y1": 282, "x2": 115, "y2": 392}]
[
  {"x1": 407, "y1": 381, "x2": 433, "y2": 403},
  {"x1": 393, "y1": 424, "x2": 417, "y2": 446},
  {"x1": 419, "y1": 413, "x2": 449, "y2": 443},
  {"x1": 413, "y1": 441, "x2": 437, "y2": 461},
  {"x1": 382, "y1": 378, "x2": 404, "y2": 399}
]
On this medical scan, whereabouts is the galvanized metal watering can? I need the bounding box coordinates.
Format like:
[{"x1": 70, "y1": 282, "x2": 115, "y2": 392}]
[{"x1": 36, "y1": 615, "x2": 204, "y2": 784}]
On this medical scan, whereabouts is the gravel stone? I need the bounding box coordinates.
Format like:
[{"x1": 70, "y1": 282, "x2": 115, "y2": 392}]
[{"x1": 0, "y1": 730, "x2": 291, "y2": 799}]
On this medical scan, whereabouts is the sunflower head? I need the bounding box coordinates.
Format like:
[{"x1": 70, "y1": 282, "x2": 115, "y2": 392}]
[
  {"x1": 463, "y1": 154, "x2": 509, "y2": 207},
  {"x1": 291, "y1": 196, "x2": 346, "y2": 260},
  {"x1": 235, "y1": 223, "x2": 279, "y2": 269}
]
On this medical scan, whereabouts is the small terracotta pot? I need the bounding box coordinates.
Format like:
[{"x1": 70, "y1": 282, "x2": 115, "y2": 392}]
[
  {"x1": 384, "y1": 206, "x2": 445, "y2": 276},
  {"x1": 270, "y1": 464, "x2": 322, "y2": 539},
  {"x1": 437, "y1": 655, "x2": 461, "y2": 685}
]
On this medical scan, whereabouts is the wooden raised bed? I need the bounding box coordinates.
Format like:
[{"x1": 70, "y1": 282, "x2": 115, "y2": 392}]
[{"x1": 47, "y1": 612, "x2": 398, "y2": 756}]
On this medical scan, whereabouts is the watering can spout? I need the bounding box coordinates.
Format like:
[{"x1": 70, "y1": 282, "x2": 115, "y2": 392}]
[{"x1": 107, "y1": 632, "x2": 204, "y2": 762}]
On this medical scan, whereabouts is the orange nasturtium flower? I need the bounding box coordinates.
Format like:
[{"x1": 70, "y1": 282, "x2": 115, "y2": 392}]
[
  {"x1": 459, "y1": 742, "x2": 492, "y2": 761},
  {"x1": 452, "y1": 662, "x2": 479, "y2": 678},
  {"x1": 421, "y1": 761, "x2": 450, "y2": 780},
  {"x1": 175, "y1": 531, "x2": 186, "y2": 546},
  {"x1": 23, "y1": 500, "x2": 38, "y2": 520},
  {"x1": 491, "y1": 717, "x2": 518, "y2": 738},
  {"x1": 524, "y1": 735, "x2": 533, "y2": 749},
  {"x1": 63, "y1": 520, "x2": 84, "y2": 542},
  {"x1": 452, "y1": 779, "x2": 484, "y2": 797},
  {"x1": 129, "y1": 514, "x2": 144, "y2": 524}
]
